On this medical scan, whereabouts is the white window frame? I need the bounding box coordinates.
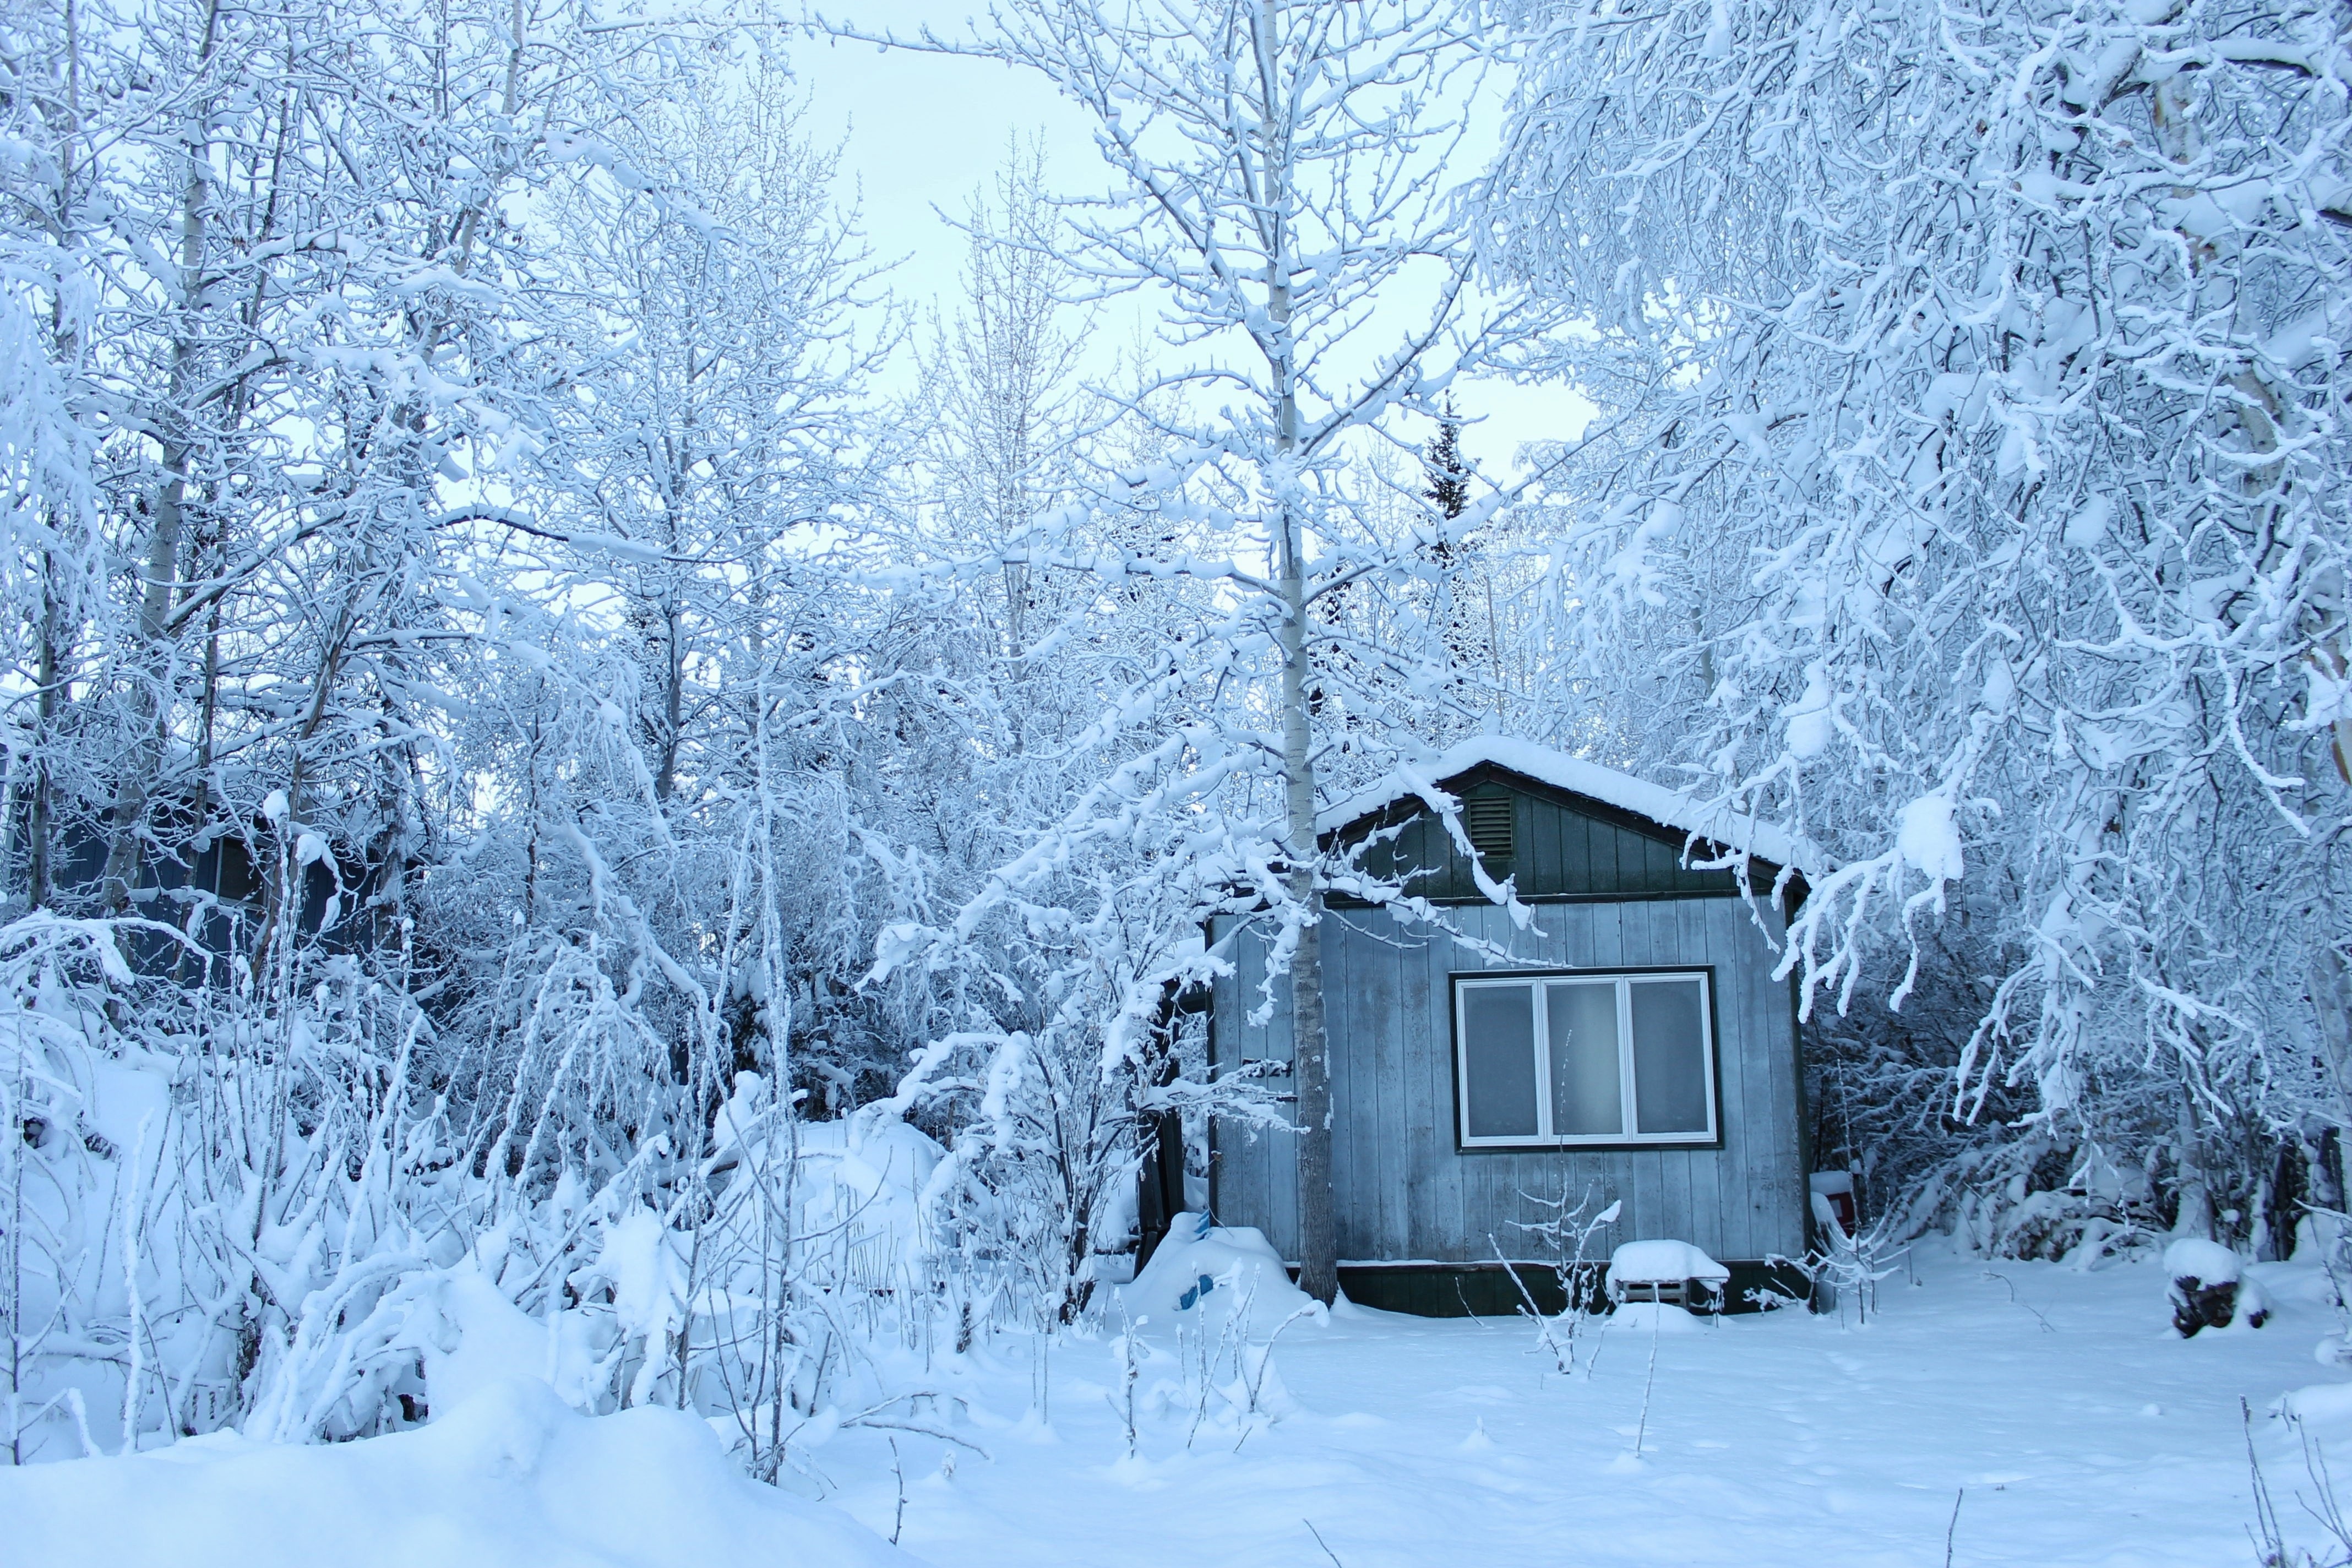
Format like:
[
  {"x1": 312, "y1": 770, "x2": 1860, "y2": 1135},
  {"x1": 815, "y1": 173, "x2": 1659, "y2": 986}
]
[{"x1": 1452, "y1": 969, "x2": 1719, "y2": 1149}]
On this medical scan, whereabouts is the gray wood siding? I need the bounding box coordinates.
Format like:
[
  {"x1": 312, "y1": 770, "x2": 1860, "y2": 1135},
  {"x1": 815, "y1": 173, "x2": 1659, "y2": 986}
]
[{"x1": 1208, "y1": 895, "x2": 1806, "y2": 1265}]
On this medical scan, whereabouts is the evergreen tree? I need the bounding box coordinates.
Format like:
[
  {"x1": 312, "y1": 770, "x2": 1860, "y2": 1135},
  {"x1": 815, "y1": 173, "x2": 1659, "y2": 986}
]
[
  {"x1": 1419, "y1": 402, "x2": 1491, "y2": 706},
  {"x1": 1423, "y1": 404, "x2": 1469, "y2": 522}
]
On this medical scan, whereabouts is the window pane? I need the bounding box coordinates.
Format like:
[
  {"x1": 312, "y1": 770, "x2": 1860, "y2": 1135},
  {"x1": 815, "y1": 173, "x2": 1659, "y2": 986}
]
[
  {"x1": 1461, "y1": 985, "x2": 1538, "y2": 1139},
  {"x1": 1630, "y1": 978, "x2": 1710, "y2": 1135},
  {"x1": 1545, "y1": 982, "x2": 1623, "y2": 1136}
]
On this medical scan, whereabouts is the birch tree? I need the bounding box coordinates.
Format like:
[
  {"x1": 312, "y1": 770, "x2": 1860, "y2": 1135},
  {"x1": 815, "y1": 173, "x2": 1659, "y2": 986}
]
[
  {"x1": 531, "y1": 61, "x2": 879, "y2": 806},
  {"x1": 830, "y1": 0, "x2": 1559, "y2": 1302},
  {"x1": 917, "y1": 143, "x2": 1092, "y2": 673}
]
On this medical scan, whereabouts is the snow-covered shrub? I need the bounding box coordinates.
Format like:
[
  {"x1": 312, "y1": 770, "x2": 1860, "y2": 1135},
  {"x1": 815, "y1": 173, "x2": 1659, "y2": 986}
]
[
  {"x1": 2165, "y1": 1238, "x2": 2268, "y2": 1338},
  {"x1": 1501, "y1": 1187, "x2": 1619, "y2": 1374},
  {"x1": 0, "y1": 884, "x2": 972, "y2": 1475},
  {"x1": 0, "y1": 912, "x2": 458, "y2": 1456},
  {"x1": 1801, "y1": 942, "x2": 2326, "y2": 1267}
]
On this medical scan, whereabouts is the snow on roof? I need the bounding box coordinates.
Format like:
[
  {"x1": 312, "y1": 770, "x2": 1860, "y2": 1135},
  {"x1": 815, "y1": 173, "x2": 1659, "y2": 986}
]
[{"x1": 1317, "y1": 734, "x2": 1814, "y2": 875}]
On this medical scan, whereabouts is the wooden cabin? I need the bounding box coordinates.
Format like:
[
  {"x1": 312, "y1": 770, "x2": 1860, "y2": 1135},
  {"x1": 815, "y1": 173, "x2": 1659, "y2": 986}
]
[
  {"x1": 1204, "y1": 737, "x2": 1816, "y2": 1315},
  {"x1": 18, "y1": 790, "x2": 385, "y2": 976}
]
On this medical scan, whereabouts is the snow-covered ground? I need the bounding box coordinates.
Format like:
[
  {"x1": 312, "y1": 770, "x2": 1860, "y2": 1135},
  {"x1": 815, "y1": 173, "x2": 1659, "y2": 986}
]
[
  {"x1": 3, "y1": 1376, "x2": 915, "y2": 1568},
  {"x1": 826, "y1": 1243, "x2": 2343, "y2": 1568},
  {"x1": 8, "y1": 1239, "x2": 2349, "y2": 1567}
]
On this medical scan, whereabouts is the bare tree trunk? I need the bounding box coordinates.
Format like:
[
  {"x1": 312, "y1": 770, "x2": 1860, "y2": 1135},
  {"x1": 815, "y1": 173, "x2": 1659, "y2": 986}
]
[
  {"x1": 1270, "y1": 339, "x2": 1336, "y2": 1303},
  {"x1": 27, "y1": 562, "x2": 61, "y2": 911},
  {"x1": 100, "y1": 0, "x2": 224, "y2": 909},
  {"x1": 654, "y1": 599, "x2": 683, "y2": 801},
  {"x1": 2173, "y1": 1088, "x2": 2214, "y2": 1240},
  {"x1": 1253, "y1": 0, "x2": 1334, "y2": 1306},
  {"x1": 31, "y1": 12, "x2": 85, "y2": 913},
  {"x1": 99, "y1": 466, "x2": 188, "y2": 908},
  {"x1": 1280, "y1": 537, "x2": 1334, "y2": 1304},
  {"x1": 2313, "y1": 945, "x2": 2352, "y2": 1126},
  {"x1": 244, "y1": 600, "x2": 356, "y2": 985}
]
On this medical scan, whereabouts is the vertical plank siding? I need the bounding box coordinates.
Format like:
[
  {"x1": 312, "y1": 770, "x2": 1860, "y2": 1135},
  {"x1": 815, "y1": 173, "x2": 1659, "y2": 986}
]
[
  {"x1": 1210, "y1": 886, "x2": 1807, "y2": 1268},
  {"x1": 1348, "y1": 764, "x2": 1752, "y2": 903}
]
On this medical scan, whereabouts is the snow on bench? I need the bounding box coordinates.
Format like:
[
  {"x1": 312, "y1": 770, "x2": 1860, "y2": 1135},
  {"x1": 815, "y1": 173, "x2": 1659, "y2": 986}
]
[
  {"x1": 1609, "y1": 1240, "x2": 1730, "y2": 1284},
  {"x1": 1607, "y1": 1240, "x2": 1731, "y2": 1313}
]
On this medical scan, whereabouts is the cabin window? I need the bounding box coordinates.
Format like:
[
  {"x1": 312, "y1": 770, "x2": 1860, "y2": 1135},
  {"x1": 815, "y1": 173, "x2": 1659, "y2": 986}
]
[{"x1": 1453, "y1": 971, "x2": 1716, "y2": 1147}]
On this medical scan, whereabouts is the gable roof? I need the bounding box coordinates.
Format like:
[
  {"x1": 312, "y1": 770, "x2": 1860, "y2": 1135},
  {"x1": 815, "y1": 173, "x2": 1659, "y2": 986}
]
[{"x1": 1318, "y1": 734, "x2": 1816, "y2": 878}]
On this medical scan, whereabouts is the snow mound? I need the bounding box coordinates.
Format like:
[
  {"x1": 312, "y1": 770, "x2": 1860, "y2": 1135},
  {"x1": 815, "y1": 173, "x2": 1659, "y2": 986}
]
[
  {"x1": 711, "y1": 1080, "x2": 943, "y2": 1283},
  {"x1": 1120, "y1": 1213, "x2": 1324, "y2": 1337},
  {"x1": 1609, "y1": 1240, "x2": 1730, "y2": 1284},
  {"x1": 2162, "y1": 1238, "x2": 2241, "y2": 1284},
  {"x1": 794, "y1": 1111, "x2": 943, "y2": 1258},
  {"x1": 2279, "y1": 1382, "x2": 2352, "y2": 1430},
  {"x1": 414, "y1": 1266, "x2": 566, "y2": 1415},
  {"x1": 0, "y1": 1378, "x2": 914, "y2": 1568},
  {"x1": 1607, "y1": 1300, "x2": 1706, "y2": 1333}
]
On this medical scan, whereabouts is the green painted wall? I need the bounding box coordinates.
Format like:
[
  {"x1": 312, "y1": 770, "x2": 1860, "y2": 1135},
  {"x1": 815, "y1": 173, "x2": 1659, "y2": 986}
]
[{"x1": 1335, "y1": 761, "x2": 1748, "y2": 902}]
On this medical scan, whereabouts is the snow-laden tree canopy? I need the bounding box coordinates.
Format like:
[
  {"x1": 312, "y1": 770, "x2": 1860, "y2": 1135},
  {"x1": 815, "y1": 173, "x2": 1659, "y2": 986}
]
[
  {"x1": 1487, "y1": 0, "x2": 2352, "y2": 1184},
  {"x1": 6, "y1": 0, "x2": 2351, "y2": 1475}
]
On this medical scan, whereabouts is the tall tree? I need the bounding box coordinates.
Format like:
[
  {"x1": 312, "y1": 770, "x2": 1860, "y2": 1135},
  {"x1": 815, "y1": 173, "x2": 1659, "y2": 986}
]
[
  {"x1": 1418, "y1": 401, "x2": 1496, "y2": 706},
  {"x1": 531, "y1": 59, "x2": 878, "y2": 805},
  {"x1": 832, "y1": 0, "x2": 1559, "y2": 1302},
  {"x1": 918, "y1": 141, "x2": 1091, "y2": 674}
]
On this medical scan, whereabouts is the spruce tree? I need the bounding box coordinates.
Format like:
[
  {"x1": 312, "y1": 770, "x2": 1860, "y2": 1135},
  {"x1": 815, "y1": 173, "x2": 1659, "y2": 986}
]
[{"x1": 1424, "y1": 403, "x2": 1469, "y2": 522}]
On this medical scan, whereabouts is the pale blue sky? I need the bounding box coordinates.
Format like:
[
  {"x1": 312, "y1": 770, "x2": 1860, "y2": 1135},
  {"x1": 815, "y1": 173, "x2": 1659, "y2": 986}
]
[{"x1": 788, "y1": 4, "x2": 1593, "y2": 478}]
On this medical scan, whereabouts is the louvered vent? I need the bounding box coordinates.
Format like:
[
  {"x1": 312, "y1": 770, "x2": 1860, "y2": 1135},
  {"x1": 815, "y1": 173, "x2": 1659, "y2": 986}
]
[{"x1": 1465, "y1": 793, "x2": 1514, "y2": 862}]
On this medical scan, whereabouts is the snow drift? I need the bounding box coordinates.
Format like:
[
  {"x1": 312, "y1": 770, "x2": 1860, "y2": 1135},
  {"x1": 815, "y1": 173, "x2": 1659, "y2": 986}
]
[{"x1": 0, "y1": 1378, "x2": 916, "y2": 1568}]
